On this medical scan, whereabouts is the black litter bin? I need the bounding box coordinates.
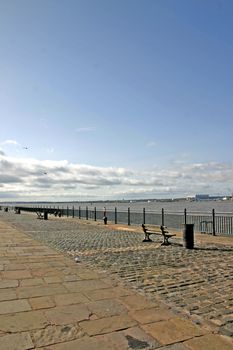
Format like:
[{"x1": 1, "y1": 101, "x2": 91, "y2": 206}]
[{"x1": 183, "y1": 224, "x2": 194, "y2": 249}]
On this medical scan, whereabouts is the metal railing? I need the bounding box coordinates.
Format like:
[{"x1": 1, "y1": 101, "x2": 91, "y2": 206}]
[{"x1": 8, "y1": 205, "x2": 233, "y2": 236}]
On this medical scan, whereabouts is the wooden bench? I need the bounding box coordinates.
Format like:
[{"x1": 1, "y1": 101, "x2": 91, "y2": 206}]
[
  {"x1": 142, "y1": 224, "x2": 176, "y2": 245},
  {"x1": 36, "y1": 211, "x2": 48, "y2": 220},
  {"x1": 36, "y1": 211, "x2": 44, "y2": 219},
  {"x1": 54, "y1": 210, "x2": 61, "y2": 217}
]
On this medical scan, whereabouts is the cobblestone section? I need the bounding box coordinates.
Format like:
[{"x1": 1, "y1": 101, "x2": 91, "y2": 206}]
[{"x1": 1, "y1": 212, "x2": 233, "y2": 339}]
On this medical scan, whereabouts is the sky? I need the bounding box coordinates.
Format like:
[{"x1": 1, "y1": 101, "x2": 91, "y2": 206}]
[{"x1": 0, "y1": 0, "x2": 233, "y2": 201}]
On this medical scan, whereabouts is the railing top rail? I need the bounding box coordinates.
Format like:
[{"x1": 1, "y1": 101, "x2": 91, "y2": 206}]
[{"x1": 6, "y1": 205, "x2": 233, "y2": 217}]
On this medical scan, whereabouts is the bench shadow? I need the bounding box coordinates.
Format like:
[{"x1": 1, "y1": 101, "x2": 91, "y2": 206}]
[
  {"x1": 163, "y1": 241, "x2": 233, "y2": 252},
  {"x1": 193, "y1": 246, "x2": 233, "y2": 252}
]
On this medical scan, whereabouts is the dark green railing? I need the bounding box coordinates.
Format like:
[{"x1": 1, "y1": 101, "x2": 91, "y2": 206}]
[{"x1": 6, "y1": 205, "x2": 233, "y2": 236}]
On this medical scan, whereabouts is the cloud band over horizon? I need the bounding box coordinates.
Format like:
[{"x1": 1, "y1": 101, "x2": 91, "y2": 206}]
[{"x1": 0, "y1": 153, "x2": 233, "y2": 201}]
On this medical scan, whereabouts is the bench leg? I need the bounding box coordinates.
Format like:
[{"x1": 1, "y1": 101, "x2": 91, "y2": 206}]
[
  {"x1": 37, "y1": 213, "x2": 44, "y2": 219},
  {"x1": 143, "y1": 233, "x2": 152, "y2": 242},
  {"x1": 161, "y1": 236, "x2": 171, "y2": 246}
]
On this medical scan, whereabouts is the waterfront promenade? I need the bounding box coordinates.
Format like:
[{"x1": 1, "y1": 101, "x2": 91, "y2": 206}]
[{"x1": 0, "y1": 211, "x2": 232, "y2": 349}]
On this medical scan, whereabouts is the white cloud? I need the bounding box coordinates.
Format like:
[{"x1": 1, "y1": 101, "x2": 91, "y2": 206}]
[
  {"x1": 0, "y1": 153, "x2": 233, "y2": 201},
  {"x1": 1, "y1": 139, "x2": 20, "y2": 146}
]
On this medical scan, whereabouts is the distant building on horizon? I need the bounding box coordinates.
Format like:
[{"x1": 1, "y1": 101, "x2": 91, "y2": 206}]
[{"x1": 195, "y1": 194, "x2": 210, "y2": 201}]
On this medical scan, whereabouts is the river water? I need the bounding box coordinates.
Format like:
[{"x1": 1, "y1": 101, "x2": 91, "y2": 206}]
[{"x1": 25, "y1": 199, "x2": 233, "y2": 214}]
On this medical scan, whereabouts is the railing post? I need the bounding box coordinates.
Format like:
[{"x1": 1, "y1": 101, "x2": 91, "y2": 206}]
[
  {"x1": 115, "y1": 207, "x2": 117, "y2": 224},
  {"x1": 212, "y1": 209, "x2": 216, "y2": 236},
  {"x1": 86, "y1": 206, "x2": 88, "y2": 220},
  {"x1": 128, "y1": 207, "x2": 130, "y2": 226},
  {"x1": 72, "y1": 206, "x2": 74, "y2": 218},
  {"x1": 162, "y1": 208, "x2": 164, "y2": 226},
  {"x1": 79, "y1": 206, "x2": 81, "y2": 219},
  {"x1": 67, "y1": 206, "x2": 69, "y2": 217},
  {"x1": 143, "y1": 208, "x2": 145, "y2": 224},
  {"x1": 103, "y1": 207, "x2": 107, "y2": 224},
  {"x1": 184, "y1": 208, "x2": 187, "y2": 224},
  {"x1": 94, "y1": 207, "x2": 96, "y2": 221}
]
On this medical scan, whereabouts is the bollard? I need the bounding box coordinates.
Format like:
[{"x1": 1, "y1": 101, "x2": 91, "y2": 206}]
[
  {"x1": 44, "y1": 211, "x2": 48, "y2": 220},
  {"x1": 183, "y1": 224, "x2": 194, "y2": 249},
  {"x1": 143, "y1": 208, "x2": 145, "y2": 225},
  {"x1": 128, "y1": 207, "x2": 130, "y2": 226}
]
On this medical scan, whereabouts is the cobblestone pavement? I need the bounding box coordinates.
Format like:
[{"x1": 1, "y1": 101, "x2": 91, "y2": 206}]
[{"x1": 1, "y1": 211, "x2": 233, "y2": 340}]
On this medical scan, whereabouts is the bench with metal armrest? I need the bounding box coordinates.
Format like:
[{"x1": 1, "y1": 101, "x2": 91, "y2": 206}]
[{"x1": 142, "y1": 224, "x2": 176, "y2": 245}]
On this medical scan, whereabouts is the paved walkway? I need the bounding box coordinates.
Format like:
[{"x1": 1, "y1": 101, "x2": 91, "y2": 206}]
[{"x1": 0, "y1": 217, "x2": 232, "y2": 349}]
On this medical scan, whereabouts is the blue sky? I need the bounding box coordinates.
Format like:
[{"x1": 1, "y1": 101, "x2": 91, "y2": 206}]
[{"x1": 1, "y1": 0, "x2": 233, "y2": 201}]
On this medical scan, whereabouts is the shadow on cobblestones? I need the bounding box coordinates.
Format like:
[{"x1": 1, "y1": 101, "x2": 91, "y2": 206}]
[{"x1": 194, "y1": 246, "x2": 233, "y2": 252}]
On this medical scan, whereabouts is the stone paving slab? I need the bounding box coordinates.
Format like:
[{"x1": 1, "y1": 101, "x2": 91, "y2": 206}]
[
  {"x1": 95, "y1": 326, "x2": 161, "y2": 349},
  {"x1": 184, "y1": 333, "x2": 233, "y2": 350},
  {"x1": 129, "y1": 306, "x2": 175, "y2": 324},
  {"x1": 0, "y1": 310, "x2": 49, "y2": 332},
  {"x1": 43, "y1": 336, "x2": 119, "y2": 350},
  {"x1": 0, "y1": 213, "x2": 232, "y2": 349},
  {"x1": 31, "y1": 324, "x2": 84, "y2": 348},
  {"x1": 79, "y1": 314, "x2": 138, "y2": 336},
  {"x1": 0, "y1": 299, "x2": 31, "y2": 314},
  {"x1": 0, "y1": 332, "x2": 34, "y2": 350},
  {"x1": 142, "y1": 317, "x2": 206, "y2": 345}
]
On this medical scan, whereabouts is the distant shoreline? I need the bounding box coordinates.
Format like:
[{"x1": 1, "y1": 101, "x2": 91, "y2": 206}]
[
  {"x1": 2, "y1": 198, "x2": 233, "y2": 214},
  {"x1": 1, "y1": 196, "x2": 232, "y2": 205}
]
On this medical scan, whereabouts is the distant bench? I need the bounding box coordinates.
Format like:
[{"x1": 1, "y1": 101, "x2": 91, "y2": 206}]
[
  {"x1": 36, "y1": 211, "x2": 47, "y2": 219},
  {"x1": 54, "y1": 210, "x2": 62, "y2": 217},
  {"x1": 142, "y1": 224, "x2": 176, "y2": 245},
  {"x1": 36, "y1": 210, "x2": 61, "y2": 220}
]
